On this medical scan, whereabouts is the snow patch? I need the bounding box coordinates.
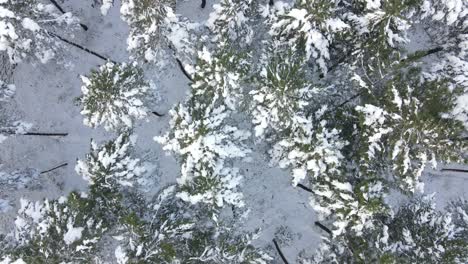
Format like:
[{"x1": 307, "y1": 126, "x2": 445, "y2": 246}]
[{"x1": 63, "y1": 225, "x2": 84, "y2": 245}]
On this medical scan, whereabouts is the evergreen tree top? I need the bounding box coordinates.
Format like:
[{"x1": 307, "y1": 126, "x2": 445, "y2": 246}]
[{"x1": 79, "y1": 62, "x2": 150, "y2": 132}]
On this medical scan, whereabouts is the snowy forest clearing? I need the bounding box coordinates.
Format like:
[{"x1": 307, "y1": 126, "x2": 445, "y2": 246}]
[{"x1": 0, "y1": 0, "x2": 468, "y2": 263}]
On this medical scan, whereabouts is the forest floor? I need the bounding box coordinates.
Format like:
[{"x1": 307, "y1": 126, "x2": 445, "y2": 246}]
[{"x1": 1, "y1": 0, "x2": 467, "y2": 262}]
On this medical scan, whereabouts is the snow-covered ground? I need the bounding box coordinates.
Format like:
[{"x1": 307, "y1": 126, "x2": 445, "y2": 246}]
[{"x1": 1, "y1": 0, "x2": 467, "y2": 262}]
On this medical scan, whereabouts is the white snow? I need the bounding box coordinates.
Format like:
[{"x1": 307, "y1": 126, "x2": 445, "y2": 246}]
[
  {"x1": 63, "y1": 225, "x2": 84, "y2": 245},
  {"x1": 100, "y1": 0, "x2": 114, "y2": 16},
  {"x1": 21, "y1": 18, "x2": 41, "y2": 32},
  {"x1": 0, "y1": 199, "x2": 12, "y2": 213},
  {"x1": 292, "y1": 168, "x2": 307, "y2": 186},
  {"x1": 115, "y1": 246, "x2": 129, "y2": 264},
  {"x1": 0, "y1": 82, "x2": 16, "y2": 101},
  {"x1": 0, "y1": 257, "x2": 26, "y2": 264},
  {"x1": 453, "y1": 93, "x2": 468, "y2": 129},
  {"x1": 0, "y1": 6, "x2": 15, "y2": 18}
]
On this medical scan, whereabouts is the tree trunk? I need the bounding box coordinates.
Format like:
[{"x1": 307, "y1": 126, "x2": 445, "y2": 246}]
[
  {"x1": 40, "y1": 163, "x2": 68, "y2": 174},
  {"x1": 297, "y1": 183, "x2": 313, "y2": 193},
  {"x1": 50, "y1": 33, "x2": 113, "y2": 62},
  {"x1": 0, "y1": 128, "x2": 68, "y2": 136},
  {"x1": 441, "y1": 168, "x2": 468, "y2": 173},
  {"x1": 201, "y1": 0, "x2": 206, "y2": 8},
  {"x1": 272, "y1": 239, "x2": 289, "y2": 264},
  {"x1": 152, "y1": 111, "x2": 165, "y2": 117},
  {"x1": 49, "y1": 0, "x2": 89, "y2": 31},
  {"x1": 24, "y1": 132, "x2": 68, "y2": 136},
  {"x1": 315, "y1": 221, "x2": 332, "y2": 235},
  {"x1": 175, "y1": 58, "x2": 194, "y2": 82},
  {"x1": 167, "y1": 44, "x2": 193, "y2": 82}
]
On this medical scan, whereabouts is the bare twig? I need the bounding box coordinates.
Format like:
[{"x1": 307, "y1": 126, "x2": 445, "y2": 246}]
[
  {"x1": 50, "y1": 32, "x2": 113, "y2": 62},
  {"x1": 40, "y1": 163, "x2": 68, "y2": 174},
  {"x1": 48, "y1": 0, "x2": 88, "y2": 31},
  {"x1": 315, "y1": 221, "x2": 332, "y2": 235},
  {"x1": 272, "y1": 239, "x2": 289, "y2": 264}
]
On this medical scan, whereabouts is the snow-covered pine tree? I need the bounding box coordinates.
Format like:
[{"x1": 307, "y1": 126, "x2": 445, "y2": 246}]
[
  {"x1": 420, "y1": 0, "x2": 468, "y2": 127},
  {"x1": 0, "y1": 133, "x2": 145, "y2": 262},
  {"x1": 79, "y1": 62, "x2": 150, "y2": 132},
  {"x1": 75, "y1": 132, "x2": 145, "y2": 218},
  {"x1": 267, "y1": 0, "x2": 349, "y2": 74},
  {"x1": 3, "y1": 192, "x2": 106, "y2": 263},
  {"x1": 355, "y1": 69, "x2": 467, "y2": 193},
  {"x1": 448, "y1": 198, "x2": 468, "y2": 240},
  {"x1": 344, "y1": 0, "x2": 417, "y2": 70},
  {"x1": 114, "y1": 185, "x2": 272, "y2": 263},
  {"x1": 310, "y1": 195, "x2": 468, "y2": 263},
  {"x1": 386, "y1": 196, "x2": 468, "y2": 263},
  {"x1": 249, "y1": 49, "x2": 313, "y2": 138},
  {"x1": 120, "y1": 0, "x2": 193, "y2": 64},
  {"x1": 156, "y1": 47, "x2": 250, "y2": 209},
  {"x1": 206, "y1": 0, "x2": 256, "y2": 47},
  {"x1": 0, "y1": 0, "x2": 77, "y2": 63},
  {"x1": 255, "y1": 0, "x2": 467, "y2": 235},
  {"x1": 268, "y1": 106, "x2": 388, "y2": 237},
  {"x1": 338, "y1": 0, "x2": 466, "y2": 85},
  {"x1": 247, "y1": 46, "x2": 383, "y2": 238},
  {"x1": 157, "y1": 102, "x2": 249, "y2": 208}
]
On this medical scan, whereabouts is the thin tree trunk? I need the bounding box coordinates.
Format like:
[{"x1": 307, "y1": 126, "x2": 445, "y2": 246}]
[
  {"x1": 24, "y1": 132, "x2": 68, "y2": 136},
  {"x1": 269, "y1": 0, "x2": 274, "y2": 5},
  {"x1": 1, "y1": 128, "x2": 68, "y2": 136},
  {"x1": 400, "y1": 47, "x2": 443, "y2": 63},
  {"x1": 48, "y1": 0, "x2": 89, "y2": 31},
  {"x1": 449, "y1": 136, "x2": 468, "y2": 141},
  {"x1": 315, "y1": 221, "x2": 332, "y2": 235},
  {"x1": 175, "y1": 58, "x2": 194, "y2": 82},
  {"x1": 168, "y1": 44, "x2": 194, "y2": 82},
  {"x1": 272, "y1": 239, "x2": 289, "y2": 264},
  {"x1": 335, "y1": 90, "x2": 364, "y2": 109},
  {"x1": 297, "y1": 183, "x2": 313, "y2": 193},
  {"x1": 441, "y1": 168, "x2": 468, "y2": 173},
  {"x1": 50, "y1": 32, "x2": 113, "y2": 62},
  {"x1": 201, "y1": 0, "x2": 206, "y2": 8},
  {"x1": 152, "y1": 111, "x2": 165, "y2": 117},
  {"x1": 40, "y1": 163, "x2": 68, "y2": 174}
]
